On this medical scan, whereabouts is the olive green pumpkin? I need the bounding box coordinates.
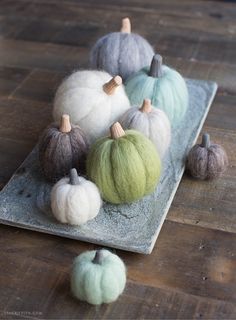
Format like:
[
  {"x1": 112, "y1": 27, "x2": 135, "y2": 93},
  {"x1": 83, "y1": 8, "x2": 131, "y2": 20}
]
[{"x1": 86, "y1": 122, "x2": 161, "y2": 204}]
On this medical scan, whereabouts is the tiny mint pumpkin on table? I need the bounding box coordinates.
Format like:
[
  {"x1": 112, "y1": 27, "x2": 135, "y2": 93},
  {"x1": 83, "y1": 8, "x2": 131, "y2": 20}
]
[
  {"x1": 87, "y1": 122, "x2": 161, "y2": 204},
  {"x1": 90, "y1": 17, "x2": 154, "y2": 81},
  {"x1": 51, "y1": 168, "x2": 102, "y2": 225},
  {"x1": 125, "y1": 54, "x2": 189, "y2": 125},
  {"x1": 187, "y1": 133, "x2": 228, "y2": 180},
  {"x1": 119, "y1": 98, "x2": 171, "y2": 158},
  {"x1": 39, "y1": 114, "x2": 88, "y2": 182},
  {"x1": 71, "y1": 249, "x2": 126, "y2": 305},
  {"x1": 53, "y1": 71, "x2": 130, "y2": 144}
]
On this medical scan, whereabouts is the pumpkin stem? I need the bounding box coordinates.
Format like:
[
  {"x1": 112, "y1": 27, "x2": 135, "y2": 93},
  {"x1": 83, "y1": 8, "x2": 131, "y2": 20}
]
[
  {"x1": 120, "y1": 17, "x2": 131, "y2": 33},
  {"x1": 60, "y1": 114, "x2": 72, "y2": 133},
  {"x1": 149, "y1": 54, "x2": 163, "y2": 78},
  {"x1": 110, "y1": 122, "x2": 125, "y2": 139},
  {"x1": 103, "y1": 76, "x2": 122, "y2": 95},
  {"x1": 201, "y1": 133, "x2": 210, "y2": 149},
  {"x1": 140, "y1": 99, "x2": 152, "y2": 113},
  {"x1": 92, "y1": 250, "x2": 103, "y2": 264},
  {"x1": 69, "y1": 168, "x2": 79, "y2": 185}
]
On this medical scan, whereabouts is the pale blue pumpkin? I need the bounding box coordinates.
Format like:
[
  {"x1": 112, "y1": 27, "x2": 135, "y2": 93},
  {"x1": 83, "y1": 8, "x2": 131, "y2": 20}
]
[
  {"x1": 125, "y1": 54, "x2": 189, "y2": 125},
  {"x1": 71, "y1": 249, "x2": 126, "y2": 305}
]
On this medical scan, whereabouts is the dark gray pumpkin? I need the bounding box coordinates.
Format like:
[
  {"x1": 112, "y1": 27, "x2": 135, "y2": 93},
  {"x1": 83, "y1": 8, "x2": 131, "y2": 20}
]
[{"x1": 39, "y1": 115, "x2": 88, "y2": 182}]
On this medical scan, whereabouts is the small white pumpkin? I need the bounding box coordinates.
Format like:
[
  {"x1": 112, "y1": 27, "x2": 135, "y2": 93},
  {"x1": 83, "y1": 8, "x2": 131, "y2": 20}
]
[
  {"x1": 119, "y1": 99, "x2": 171, "y2": 158},
  {"x1": 53, "y1": 70, "x2": 130, "y2": 144},
  {"x1": 51, "y1": 168, "x2": 102, "y2": 225}
]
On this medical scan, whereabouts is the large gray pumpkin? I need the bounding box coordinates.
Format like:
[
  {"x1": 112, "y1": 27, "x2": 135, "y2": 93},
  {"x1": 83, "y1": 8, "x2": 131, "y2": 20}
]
[
  {"x1": 39, "y1": 115, "x2": 88, "y2": 182},
  {"x1": 89, "y1": 17, "x2": 154, "y2": 81}
]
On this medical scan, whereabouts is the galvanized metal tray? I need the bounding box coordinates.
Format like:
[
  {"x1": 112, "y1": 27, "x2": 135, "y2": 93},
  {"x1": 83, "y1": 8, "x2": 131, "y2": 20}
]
[{"x1": 0, "y1": 79, "x2": 217, "y2": 254}]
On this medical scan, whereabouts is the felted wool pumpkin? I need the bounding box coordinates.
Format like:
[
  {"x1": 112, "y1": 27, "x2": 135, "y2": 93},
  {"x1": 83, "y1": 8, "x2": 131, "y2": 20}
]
[
  {"x1": 53, "y1": 71, "x2": 130, "y2": 144},
  {"x1": 39, "y1": 115, "x2": 88, "y2": 182},
  {"x1": 71, "y1": 249, "x2": 126, "y2": 305},
  {"x1": 119, "y1": 99, "x2": 171, "y2": 158},
  {"x1": 187, "y1": 133, "x2": 228, "y2": 180},
  {"x1": 51, "y1": 168, "x2": 102, "y2": 225},
  {"x1": 125, "y1": 54, "x2": 189, "y2": 125},
  {"x1": 87, "y1": 122, "x2": 161, "y2": 204},
  {"x1": 89, "y1": 17, "x2": 154, "y2": 81}
]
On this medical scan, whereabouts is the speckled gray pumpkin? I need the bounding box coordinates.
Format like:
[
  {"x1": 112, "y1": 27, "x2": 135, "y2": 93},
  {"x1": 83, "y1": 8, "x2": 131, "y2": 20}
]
[{"x1": 89, "y1": 18, "x2": 154, "y2": 81}]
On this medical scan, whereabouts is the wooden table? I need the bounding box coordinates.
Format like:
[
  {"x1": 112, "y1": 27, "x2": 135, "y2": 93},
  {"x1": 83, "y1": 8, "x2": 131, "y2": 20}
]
[{"x1": 0, "y1": 1, "x2": 236, "y2": 319}]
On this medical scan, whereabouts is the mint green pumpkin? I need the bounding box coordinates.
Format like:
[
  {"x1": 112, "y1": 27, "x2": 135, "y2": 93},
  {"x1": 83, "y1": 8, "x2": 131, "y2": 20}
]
[
  {"x1": 125, "y1": 54, "x2": 189, "y2": 125},
  {"x1": 87, "y1": 122, "x2": 161, "y2": 204},
  {"x1": 71, "y1": 250, "x2": 126, "y2": 305}
]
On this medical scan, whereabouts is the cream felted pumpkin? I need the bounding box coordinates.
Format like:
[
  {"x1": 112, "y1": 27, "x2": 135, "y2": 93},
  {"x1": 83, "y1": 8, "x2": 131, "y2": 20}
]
[
  {"x1": 119, "y1": 99, "x2": 171, "y2": 158},
  {"x1": 39, "y1": 115, "x2": 88, "y2": 182},
  {"x1": 90, "y1": 17, "x2": 154, "y2": 81},
  {"x1": 53, "y1": 71, "x2": 130, "y2": 144},
  {"x1": 71, "y1": 249, "x2": 126, "y2": 305},
  {"x1": 187, "y1": 133, "x2": 228, "y2": 180},
  {"x1": 51, "y1": 168, "x2": 102, "y2": 225},
  {"x1": 125, "y1": 54, "x2": 189, "y2": 126},
  {"x1": 87, "y1": 122, "x2": 161, "y2": 204}
]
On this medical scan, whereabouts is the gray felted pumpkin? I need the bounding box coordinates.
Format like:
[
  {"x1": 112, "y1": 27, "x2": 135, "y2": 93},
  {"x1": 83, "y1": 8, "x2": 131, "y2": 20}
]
[
  {"x1": 187, "y1": 133, "x2": 228, "y2": 180},
  {"x1": 90, "y1": 17, "x2": 154, "y2": 81},
  {"x1": 119, "y1": 99, "x2": 171, "y2": 158},
  {"x1": 39, "y1": 115, "x2": 88, "y2": 182}
]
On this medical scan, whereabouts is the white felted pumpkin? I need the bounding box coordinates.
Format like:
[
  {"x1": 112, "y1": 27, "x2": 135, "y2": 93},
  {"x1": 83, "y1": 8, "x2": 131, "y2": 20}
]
[
  {"x1": 119, "y1": 99, "x2": 171, "y2": 158},
  {"x1": 53, "y1": 71, "x2": 130, "y2": 144},
  {"x1": 71, "y1": 249, "x2": 126, "y2": 305},
  {"x1": 51, "y1": 168, "x2": 102, "y2": 225},
  {"x1": 90, "y1": 17, "x2": 154, "y2": 81}
]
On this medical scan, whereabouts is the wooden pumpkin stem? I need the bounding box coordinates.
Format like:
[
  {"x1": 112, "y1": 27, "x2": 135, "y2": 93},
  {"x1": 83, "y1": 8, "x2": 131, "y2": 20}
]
[
  {"x1": 69, "y1": 168, "x2": 79, "y2": 185},
  {"x1": 60, "y1": 114, "x2": 72, "y2": 133},
  {"x1": 140, "y1": 99, "x2": 152, "y2": 113},
  {"x1": 92, "y1": 250, "x2": 103, "y2": 264},
  {"x1": 120, "y1": 17, "x2": 131, "y2": 33},
  {"x1": 149, "y1": 54, "x2": 163, "y2": 78},
  {"x1": 201, "y1": 133, "x2": 210, "y2": 149},
  {"x1": 110, "y1": 122, "x2": 125, "y2": 139},
  {"x1": 103, "y1": 76, "x2": 122, "y2": 95}
]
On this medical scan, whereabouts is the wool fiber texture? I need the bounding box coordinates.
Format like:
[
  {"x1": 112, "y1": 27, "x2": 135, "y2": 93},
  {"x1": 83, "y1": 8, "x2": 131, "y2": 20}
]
[
  {"x1": 39, "y1": 124, "x2": 88, "y2": 182},
  {"x1": 51, "y1": 175, "x2": 102, "y2": 225},
  {"x1": 90, "y1": 32, "x2": 154, "y2": 81},
  {"x1": 53, "y1": 70, "x2": 130, "y2": 144},
  {"x1": 125, "y1": 65, "x2": 189, "y2": 125},
  {"x1": 71, "y1": 249, "x2": 126, "y2": 305},
  {"x1": 187, "y1": 143, "x2": 228, "y2": 180},
  {"x1": 87, "y1": 130, "x2": 161, "y2": 204},
  {"x1": 119, "y1": 106, "x2": 171, "y2": 158}
]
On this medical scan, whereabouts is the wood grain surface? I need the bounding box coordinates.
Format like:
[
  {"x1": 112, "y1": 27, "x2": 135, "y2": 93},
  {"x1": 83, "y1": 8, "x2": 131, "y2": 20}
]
[{"x1": 0, "y1": 0, "x2": 235, "y2": 319}]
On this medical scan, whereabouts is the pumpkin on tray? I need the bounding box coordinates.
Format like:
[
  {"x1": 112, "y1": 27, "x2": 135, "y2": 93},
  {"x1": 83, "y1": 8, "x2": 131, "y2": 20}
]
[
  {"x1": 38, "y1": 114, "x2": 88, "y2": 182},
  {"x1": 90, "y1": 17, "x2": 154, "y2": 81},
  {"x1": 125, "y1": 54, "x2": 189, "y2": 126},
  {"x1": 51, "y1": 168, "x2": 102, "y2": 225},
  {"x1": 86, "y1": 122, "x2": 161, "y2": 204},
  {"x1": 119, "y1": 98, "x2": 171, "y2": 158},
  {"x1": 53, "y1": 71, "x2": 130, "y2": 144}
]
